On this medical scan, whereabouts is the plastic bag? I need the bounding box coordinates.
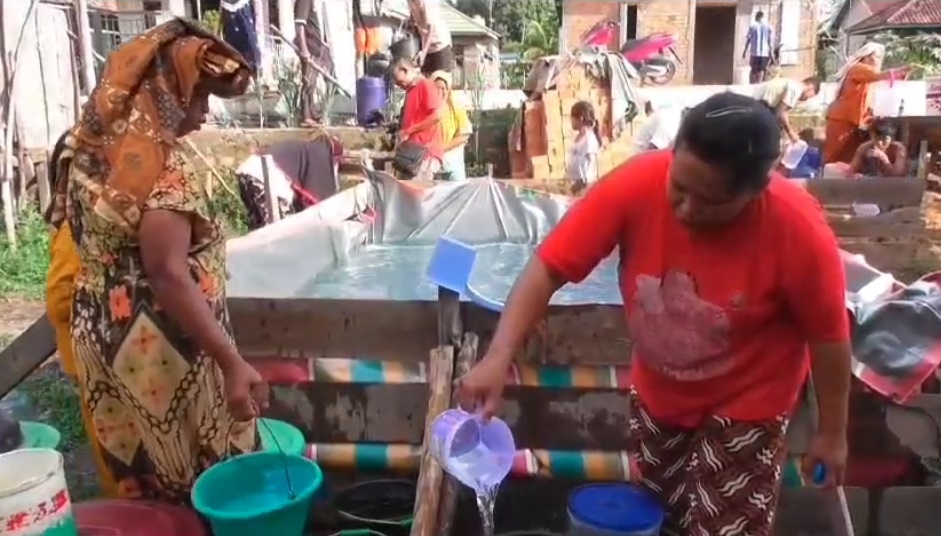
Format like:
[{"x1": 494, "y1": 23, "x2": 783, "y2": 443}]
[{"x1": 852, "y1": 273, "x2": 941, "y2": 402}]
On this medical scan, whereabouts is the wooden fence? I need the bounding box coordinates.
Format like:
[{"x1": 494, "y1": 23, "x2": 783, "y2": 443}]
[{"x1": 795, "y1": 177, "x2": 928, "y2": 274}]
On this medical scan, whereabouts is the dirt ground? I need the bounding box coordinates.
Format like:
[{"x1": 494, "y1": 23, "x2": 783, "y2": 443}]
[{"x1": 0, "y1": 297, "x2": 45, "y2": 343}]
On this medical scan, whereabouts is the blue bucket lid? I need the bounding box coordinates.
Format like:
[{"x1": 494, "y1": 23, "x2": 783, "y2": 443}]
[{"x1": 568, "y1": 483, "x2": 664, "y2": 533}]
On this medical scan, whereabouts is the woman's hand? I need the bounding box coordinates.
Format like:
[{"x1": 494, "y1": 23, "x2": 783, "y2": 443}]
[
  {"x1": 221, "y1": 358, "x2": 270, "y2": 421},
  {"x1": 456, "y1": 354, "x2": 512, "y2": 420},
  {"x1": 868, "y1": 146, "x2": 890, "y2": 163},
  {"x1": 801, "y1": 429, "x2": 848, "y2": 487}
]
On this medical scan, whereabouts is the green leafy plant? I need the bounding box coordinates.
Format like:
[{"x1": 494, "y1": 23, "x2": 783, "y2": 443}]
[
  {"x1": 274, "y1": 61, "x2": 304, "y2": 127},
  {"x1": 202, "y1": 10, "x2": 223, "y2": 36},
  {"x1": 872, "y1": 31, "x2": 941, "y2": 79}
]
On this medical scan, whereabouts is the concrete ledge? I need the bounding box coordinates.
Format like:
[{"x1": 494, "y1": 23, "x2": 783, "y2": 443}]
[
  {"x1": 877, "y1": 486, "x2": 941, "y2": 536},
  {"x1": 774, "y1": 487, "x2": 869, "y2": 535}
]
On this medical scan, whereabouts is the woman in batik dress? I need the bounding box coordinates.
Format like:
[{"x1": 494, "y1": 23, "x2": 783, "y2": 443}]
[{"x1": 46, "y1": 19, "x2": 269, "y2": 503}]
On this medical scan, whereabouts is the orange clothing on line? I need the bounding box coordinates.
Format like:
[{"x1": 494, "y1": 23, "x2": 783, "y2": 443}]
[
  {"x1": 45, "y1": 222, "x2": 119, "y2": 498},
  {"x1": 823, "y1": 63, "x2": 882, "y2": 164}
]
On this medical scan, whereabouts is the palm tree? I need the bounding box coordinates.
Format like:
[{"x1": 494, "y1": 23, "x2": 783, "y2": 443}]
[{"x1": 504, "y1": 20, "x2": 559, "y2": 61}]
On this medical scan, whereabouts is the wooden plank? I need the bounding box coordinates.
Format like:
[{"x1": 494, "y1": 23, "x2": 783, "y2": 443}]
[
  {"x1": 795, "y1": 177, "x2": 925, "y2": 208},
  {"x1": 468, "y1": 304, "x2": 631, "y2": 365},
  {"x1": 437, "y1": 333, "x2": 480, "y2": 536},
  {"x1": 228, "y1": 298, "x2": 439, "y2": 363},
  {"x1": 828, "y1": 207, "x2": 925, "y2": 238},
  {"x1": 838, "y1": 241, "x2": 920, "y2": 273},
  {"x1": 0, "y1": 315, "x2": 57, "y2": 399},
  {"x1": 230, "y1": 299, "x2": 631, "y2": 366},
  {"x1": 410, "y1": 346, "x2": 454, "y2": 536}
]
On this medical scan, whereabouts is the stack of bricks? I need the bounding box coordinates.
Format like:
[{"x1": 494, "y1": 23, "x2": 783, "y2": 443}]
[{"x1": 509, "y1": 63, "x2": 637, "y2": 181}]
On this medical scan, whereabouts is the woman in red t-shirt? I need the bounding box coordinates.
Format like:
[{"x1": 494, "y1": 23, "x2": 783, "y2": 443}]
[{"x1": 458, "y1": 92, "x2": 851, "y2": 536}]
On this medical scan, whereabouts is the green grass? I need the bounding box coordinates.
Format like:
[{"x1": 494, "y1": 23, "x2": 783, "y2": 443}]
[
  {"x1": 0, "y1": 181, "x2": 248, "y2": 301},
  {"x1": 0, "y1": 207, "x2": 52, "y2": 299}
]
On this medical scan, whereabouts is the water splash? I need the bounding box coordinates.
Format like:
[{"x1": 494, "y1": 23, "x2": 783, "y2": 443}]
[{"x1": 475, "y1": 484, "x2": 499, "y2": 536}]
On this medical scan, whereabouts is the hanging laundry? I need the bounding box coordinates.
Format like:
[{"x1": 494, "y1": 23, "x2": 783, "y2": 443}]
[{"x1": 221, "y1": 0, "x2": 261, "y2": 71}]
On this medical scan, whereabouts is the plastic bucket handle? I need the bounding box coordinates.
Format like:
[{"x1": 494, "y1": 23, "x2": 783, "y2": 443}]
[{"x1": 225, "y1": 415, "x2": 296, "y2": 499}]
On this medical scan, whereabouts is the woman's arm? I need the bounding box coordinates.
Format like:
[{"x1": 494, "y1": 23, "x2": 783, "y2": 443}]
[
  {"x1": 140, "y1": 210, "x2": 243, "y2": 373},
  {"x1": 782, "y1": 201, "x2": 851, "y2": 443},
  {"x1": 848, "y1": 142, "x2": 868, "y2": 174},
  {"x1": 484, "y1": 160, "x2": 648, "y2": 365},
  {"x1": 443, "y1": 134, "x2": 469, "y2": 152},
  {"x1": 889, "y1": 143, "x2": 908, "y2": 177}
]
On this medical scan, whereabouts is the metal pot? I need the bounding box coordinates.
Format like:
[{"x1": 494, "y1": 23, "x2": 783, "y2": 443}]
[
  {"x1": 366, "y1": 52, "x2": 392, "y2": 77},
  {"x1": 389, "y1": 34, "x2": 420, "y2": 62}
]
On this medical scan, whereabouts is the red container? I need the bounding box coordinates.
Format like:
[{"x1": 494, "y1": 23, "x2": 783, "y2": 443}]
[{"x1": 75, "y1": 500, "x2": 206, "y2": 536}]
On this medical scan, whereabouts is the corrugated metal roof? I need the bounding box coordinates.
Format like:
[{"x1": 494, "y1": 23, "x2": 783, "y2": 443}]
[
  {"x1": 382, "y1": 0, "x2": 500, "y2": 39},
  {"x1": 848, "y1": 0, "x2": 941, "y2": 32}
]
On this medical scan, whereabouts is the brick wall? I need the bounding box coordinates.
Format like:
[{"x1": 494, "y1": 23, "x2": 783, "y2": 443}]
[{"x1": 563, "y1": 0, "x2": 816, "y2": 85}]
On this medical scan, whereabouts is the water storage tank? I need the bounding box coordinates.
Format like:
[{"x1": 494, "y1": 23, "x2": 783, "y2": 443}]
[
  {"x1": 356, "y1": 76, "x2": 387, "y2": 127},
  {"x1": 567, "y1": 483, "x2": 663, "y2": 536}
]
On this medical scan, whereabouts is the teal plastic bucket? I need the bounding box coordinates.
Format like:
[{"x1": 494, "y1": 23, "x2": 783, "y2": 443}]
[
  {"x1": 191, "y1": 451, "x2": 323, "y2": 536},
  {"x1": 258, "y1": 418, "x2": 306, "y2": 457}
]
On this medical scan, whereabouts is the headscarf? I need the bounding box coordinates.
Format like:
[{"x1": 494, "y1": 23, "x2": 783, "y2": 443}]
[
  {"x1": 430, "y1": 70, "x2": 452, "y2": 93},
  {"x1": 835, "y1": 42, "x2": 885, "y2": 85},
  {"x1": 48, "y1": 18, "x2": 253, "y2": 231}
]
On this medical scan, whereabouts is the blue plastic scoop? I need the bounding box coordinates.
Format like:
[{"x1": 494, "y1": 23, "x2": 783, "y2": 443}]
[{"x1": 425, "y1": 236, "x2": 505, "y2": 312}]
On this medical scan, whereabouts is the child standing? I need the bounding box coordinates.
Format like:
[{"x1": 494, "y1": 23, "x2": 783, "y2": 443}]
[{"x1": 566, "y1": 101, "x2": 602, "y2": 192}]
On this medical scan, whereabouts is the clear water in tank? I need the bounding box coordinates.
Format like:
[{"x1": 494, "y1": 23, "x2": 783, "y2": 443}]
[{"x1": 306, "y1": 243, "x2": 622, "y2": 304}]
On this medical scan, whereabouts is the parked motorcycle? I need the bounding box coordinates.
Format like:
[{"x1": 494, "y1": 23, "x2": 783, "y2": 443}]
[
  {"x1": 620, "y1": 33, "x2": 681, "y2": 85},
  {"x1": 580, "y1": 21, "x2": 681, "y2": 86}
]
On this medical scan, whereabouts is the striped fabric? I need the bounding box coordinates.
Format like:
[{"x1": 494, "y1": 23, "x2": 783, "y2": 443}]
[
  {"x1": 746, "y1": 22, "x2": 774, "y2": 58},
  {"x1": 250, "y1": 357, "x2": 631, "y2": 389},
  {"x1": 304, "y1": 443, "x2": 633, "y2": 480}
]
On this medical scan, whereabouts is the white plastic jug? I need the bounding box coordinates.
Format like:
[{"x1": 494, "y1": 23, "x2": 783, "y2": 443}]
[
  {"x1": 872, "y1": 72, "x2": 906, "y2": 117},
  {"x1": 0, "y1": 449, "x2": 76, "y2": 536},
  {"x1": 780, "y1": 140, "x2": 808, "y2": 170}
]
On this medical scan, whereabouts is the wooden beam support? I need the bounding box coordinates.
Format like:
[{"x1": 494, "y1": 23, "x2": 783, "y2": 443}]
[
  {"x1": 436, "y1": 333, "x2": 480, "y2": 536},
  {"x1": 0, "y1": 314, "x2": 56, "y2": 399},
  {"x1": 409, "y1": 345, "x2": 455, "y2": 536}
]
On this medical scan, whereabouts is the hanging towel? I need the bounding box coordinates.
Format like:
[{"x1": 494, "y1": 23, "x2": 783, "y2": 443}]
[{"x1": 221, "y1": 0, "x2": 261, "y2": 70}]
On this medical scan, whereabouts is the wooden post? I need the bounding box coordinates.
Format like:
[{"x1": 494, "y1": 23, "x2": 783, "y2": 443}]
[
  {"x1": 260, "y1": 154, "x2": 280, "y2": 224},
  {"x1": 410, "y1": 285, "x2": 465, "y2": 536},
  {"x1": 36, "y1": 157, "x2": 50, "y2": 212},
  {"x1": 436, "y1": 333, "x2": 481, "y2": 536},
  {"x1": 1, "y1": 0, "x2": 44, "y2": 248},
  {"x1": 410, "y1": 345, "x2": 455, "y2": 536},
  {"x1": 74, "y1": 0, "x2": 97, "y2": 93}
]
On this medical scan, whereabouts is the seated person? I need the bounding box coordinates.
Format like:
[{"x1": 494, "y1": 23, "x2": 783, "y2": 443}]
[
  {"x1": 633, "y1": 102, "x2": 686, "y2": 153},
  {"x1": 850, "y1": 119, "x2": 907, "y2": 177}
]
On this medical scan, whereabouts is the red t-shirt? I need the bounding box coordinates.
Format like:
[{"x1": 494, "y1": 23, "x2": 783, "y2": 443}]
[
  {"x1": 536, "y1": 150, "x2": 849, "y2": 426},
  {"x1": 401, "y1": 77, "x2": 443, "y2": 161}
]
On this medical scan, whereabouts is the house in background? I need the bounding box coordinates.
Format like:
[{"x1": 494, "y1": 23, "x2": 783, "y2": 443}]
[
  {"x1": 563, "y1": 0, "x2": 819, "y2": 86},
  {"x1": 826, "y1": 0, "x2": 941, "y2": 53},
  {"x1": 822, "y1": 0, "x2": 941, "y2": 76}
]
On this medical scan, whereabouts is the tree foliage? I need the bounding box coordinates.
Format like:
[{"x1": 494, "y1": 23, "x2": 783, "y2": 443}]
[{"x1": 452, "y1": 0, "x2": 560, "y2": 44}]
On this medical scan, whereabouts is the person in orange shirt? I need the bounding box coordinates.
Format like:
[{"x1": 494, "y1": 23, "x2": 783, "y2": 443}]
[{"x1": 823, "y1": 42, "x2": 910, "y2": 164}]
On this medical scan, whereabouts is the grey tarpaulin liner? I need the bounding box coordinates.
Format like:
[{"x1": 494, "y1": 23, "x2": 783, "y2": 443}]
[
  {"x1": 227, "y1": 174, "x2": 932, "y2": 393},
  {"x1": 226, "y1": 173, "x2": 571, "y2": 300}
]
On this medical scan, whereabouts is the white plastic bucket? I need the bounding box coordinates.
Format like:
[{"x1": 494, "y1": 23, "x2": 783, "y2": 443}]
[
  {"x1": 0, "y1": 449, "x2": 76, "y2": 536},
  {"x1": 872, "y1": 83, "x2": 906, "y2": 117},
  {"x1": 780, "y1": 140, "x2": 809, "y2": 170}
]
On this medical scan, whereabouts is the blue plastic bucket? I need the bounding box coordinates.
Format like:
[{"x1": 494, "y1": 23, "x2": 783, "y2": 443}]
[
  {"x1": 258, "y1": 418, "x2": 306, "y2": 457},
  {"x1": 567, "y1": 483, "x2": 664, "y2": 536},
  {"x1": 192, "y1": 452, "x2": 323, "y2": 536},
  {"x1": 356, "y1": 76, "x2": 387, "y2": 126}
]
